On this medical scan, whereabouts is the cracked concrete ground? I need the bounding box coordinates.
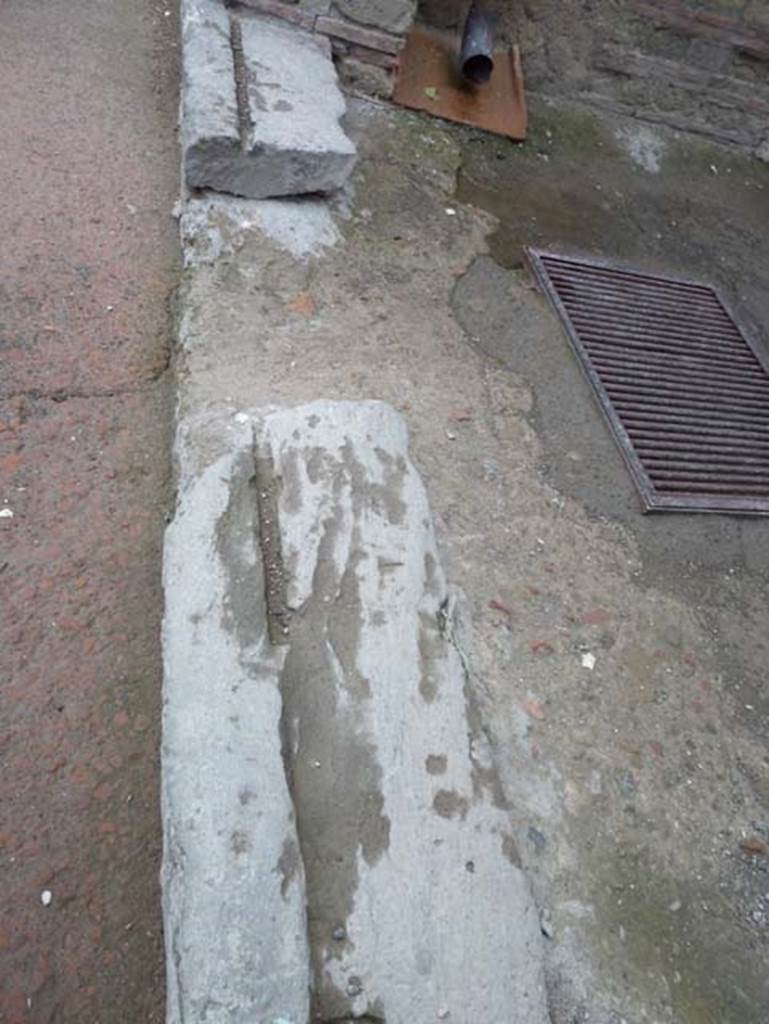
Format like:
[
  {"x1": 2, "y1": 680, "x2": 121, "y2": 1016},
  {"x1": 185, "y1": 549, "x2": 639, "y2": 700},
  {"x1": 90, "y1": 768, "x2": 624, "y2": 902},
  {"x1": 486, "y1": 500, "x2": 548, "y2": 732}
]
[{"x1": 175, "y1": 93, "x2": 769, "y2": 1022}]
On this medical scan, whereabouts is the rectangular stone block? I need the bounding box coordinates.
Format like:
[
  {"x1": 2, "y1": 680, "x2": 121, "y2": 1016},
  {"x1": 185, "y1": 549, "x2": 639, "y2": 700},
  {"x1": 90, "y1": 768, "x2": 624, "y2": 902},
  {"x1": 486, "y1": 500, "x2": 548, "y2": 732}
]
[
  {"x1": 181, "y1": 0, "x2": 356, "y2": 198},
  {"x1": 181, "y1": 0, "x2": 241, "y2": 191},
  {"x1": 162, "y1": 426, "x2": 311, "y2": 1024},
  {"x1": 238, "y1": 15, "x2": 357, "y2": 195}
]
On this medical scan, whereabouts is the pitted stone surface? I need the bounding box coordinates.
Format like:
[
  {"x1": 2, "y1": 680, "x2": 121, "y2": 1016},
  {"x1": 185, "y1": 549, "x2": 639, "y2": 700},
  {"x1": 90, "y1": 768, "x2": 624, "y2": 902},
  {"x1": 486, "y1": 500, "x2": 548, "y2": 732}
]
[
  {"x1": 162, "y1": 432, "x2": 310, "y2": 1024},
  {"x1": 162, "y1": 401, "x2": 548, "y2": 1023},
  {"x1": 181, "y1": 0, "x2": 356, "y2": 198},
  {"x1": 181, "y1": 0, "x2": 241, "y2": 190},
  {"x1": 257, "y1": 401, "x2": 549, "y2": 1023}
]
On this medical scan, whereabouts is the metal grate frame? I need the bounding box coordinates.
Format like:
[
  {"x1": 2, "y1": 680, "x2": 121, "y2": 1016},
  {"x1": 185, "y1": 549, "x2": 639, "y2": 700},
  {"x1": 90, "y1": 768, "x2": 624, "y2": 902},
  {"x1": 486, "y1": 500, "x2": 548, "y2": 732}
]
[{"x1": 527, "y1": 248, "x2": 769, "y2": 515}]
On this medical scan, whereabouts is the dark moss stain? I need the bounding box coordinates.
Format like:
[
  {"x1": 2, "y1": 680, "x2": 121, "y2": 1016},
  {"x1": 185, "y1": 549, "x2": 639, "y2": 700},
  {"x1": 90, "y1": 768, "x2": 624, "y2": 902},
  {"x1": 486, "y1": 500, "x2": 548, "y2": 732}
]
[
  {"x1": 377, "y1": 556, "x2": 404, "y2": 577},
  {"x1": 460, "y1": 659, "x2": 513, "y2": 812},
  {"x1": 214, "y1": 450, "x2": 268, "y2": 658},
  {"x1": 280, "y1": 447, "x2": 303, "y2": 516},
  {"x1": 327, "y1": 545, "x2": 371, "y2": 702},
  {"x1": 306, "y1": 446, "x2": 325, "y2": 484},
  {"x1": 501, "y1": 831, "x2": 522, "y2": 869},
  {"x1": 418, "y1": 609, "x2": 443, "y2": 703},
  {"x1": 433, "y1": 789, "x2": 469, "y2": 820},
  {"x1": 277, "y1": 501, "x2": 390, "y2": 1019},
  {"x1": 426, "y1": 754, "x2": 448, "y2": 775},
  {"x1": 276, "y1": 836, "x2": 300, "y2": 898},
  {"x1": 230, "y1": 830, "x2": 250, "y2": 856},
  {"x1": 344, "y1": 441, "x2": 406, "y2": 525},
  {"x1": 585, "y1": 842, "x2": 769, "y2": 1023},
  {"x1": 455, "y1": 101, "x2": 624, "y2": 268},
  {"x1": 317, "y1": 974, "x2": 386, "y2": 1024},
  {"x1": 423, "y1": 551, "x2": 441, "y2": 597}
]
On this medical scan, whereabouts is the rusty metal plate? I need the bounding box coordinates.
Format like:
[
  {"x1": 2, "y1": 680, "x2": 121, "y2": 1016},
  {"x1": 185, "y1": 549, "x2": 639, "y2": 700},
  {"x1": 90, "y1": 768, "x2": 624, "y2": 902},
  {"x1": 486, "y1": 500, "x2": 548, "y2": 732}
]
[
  {"x1": 527, "y1": 249, "x2": 769, "y2": 515},
  {"x1": 393, "y1": 27, "x2": 526, "y2": 140}
]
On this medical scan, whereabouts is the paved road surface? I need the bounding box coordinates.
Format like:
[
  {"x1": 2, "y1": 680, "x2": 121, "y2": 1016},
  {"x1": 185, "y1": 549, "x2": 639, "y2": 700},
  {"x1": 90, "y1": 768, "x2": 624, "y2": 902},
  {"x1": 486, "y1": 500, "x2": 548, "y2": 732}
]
[{"x1": 0, "y1": 2, "x2": 179, "y2": 1020}]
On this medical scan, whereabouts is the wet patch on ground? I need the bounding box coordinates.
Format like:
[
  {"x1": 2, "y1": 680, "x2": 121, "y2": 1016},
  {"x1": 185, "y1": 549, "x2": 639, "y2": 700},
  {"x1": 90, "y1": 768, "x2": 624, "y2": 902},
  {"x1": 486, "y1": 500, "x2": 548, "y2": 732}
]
[{"x1": 448, "y1": 97, "x2": 769, "y2": 1022}]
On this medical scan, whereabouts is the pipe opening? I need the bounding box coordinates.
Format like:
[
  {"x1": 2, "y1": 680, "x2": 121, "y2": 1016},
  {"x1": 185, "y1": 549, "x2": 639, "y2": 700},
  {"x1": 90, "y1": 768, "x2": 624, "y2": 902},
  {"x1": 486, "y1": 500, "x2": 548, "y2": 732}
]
[{"x1": 462, "y1": 52, "x2": 494, "y2": 84}]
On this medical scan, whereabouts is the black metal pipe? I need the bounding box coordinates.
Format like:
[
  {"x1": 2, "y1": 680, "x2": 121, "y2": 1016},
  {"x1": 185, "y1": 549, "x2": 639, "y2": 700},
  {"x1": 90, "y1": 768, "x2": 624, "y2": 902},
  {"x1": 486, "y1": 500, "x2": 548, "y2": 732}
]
[{"x1": 460, "y1": 2, "x2": 495, "y2": 85}]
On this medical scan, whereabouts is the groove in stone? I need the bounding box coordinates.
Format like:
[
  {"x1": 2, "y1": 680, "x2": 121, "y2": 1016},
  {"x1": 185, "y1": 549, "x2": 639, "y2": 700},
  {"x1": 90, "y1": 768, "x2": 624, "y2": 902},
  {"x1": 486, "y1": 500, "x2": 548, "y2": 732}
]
[
  {"x1": 252, "y1": 436, "x2": 291, "y2": 644},
  {"x1": 229, "y1": 15, "x2": 253, "y2": 151}
]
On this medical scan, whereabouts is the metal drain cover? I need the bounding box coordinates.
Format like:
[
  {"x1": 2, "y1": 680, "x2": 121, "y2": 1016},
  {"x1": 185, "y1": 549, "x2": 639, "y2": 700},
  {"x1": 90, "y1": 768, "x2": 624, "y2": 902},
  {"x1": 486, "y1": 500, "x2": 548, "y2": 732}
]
[{"x1": 527, "y1": 249, "x2": 769, "y2": 514}]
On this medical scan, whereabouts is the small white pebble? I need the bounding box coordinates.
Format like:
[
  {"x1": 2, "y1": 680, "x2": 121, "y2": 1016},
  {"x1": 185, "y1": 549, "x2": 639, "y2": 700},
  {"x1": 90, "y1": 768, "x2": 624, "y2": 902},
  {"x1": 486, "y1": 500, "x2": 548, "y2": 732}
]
[
  {"x1": 0, "y1": 508, "x2": 13, "y2": 519},
  {"x1": 41, "y1": 890, "x2": 52, "y2": 907},
  {"x1": 444, "y1": 208, "x2": 457, "y2": 216},
  {"x1": 581, "y1": 652, "x2": 596, "y2": 671}
]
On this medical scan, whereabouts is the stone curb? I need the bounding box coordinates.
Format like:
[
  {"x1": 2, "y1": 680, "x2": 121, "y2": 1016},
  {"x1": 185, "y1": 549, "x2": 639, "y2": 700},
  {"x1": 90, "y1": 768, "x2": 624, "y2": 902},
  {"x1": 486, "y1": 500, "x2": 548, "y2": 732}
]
[
  {"x1": 161, "y1": 402, "x2": 549, "y2": 1023},
  {"x1": 181, "y1": 0, "x2": 356, "y2": 198}
]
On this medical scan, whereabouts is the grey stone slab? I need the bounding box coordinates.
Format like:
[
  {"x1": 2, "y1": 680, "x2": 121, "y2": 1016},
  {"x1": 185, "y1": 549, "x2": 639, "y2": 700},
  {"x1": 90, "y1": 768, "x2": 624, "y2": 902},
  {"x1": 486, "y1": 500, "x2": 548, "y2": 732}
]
[
  {"x1": 181, "y1": 0, "x2": 356, "y2": 198},
  {"x1": 181, "y1": 0, "x2": 242, "y2": 192},
  {"x1": 163, "y1": 400, "x2": 548, "y2": 1023},
  {"x1": 161, "y1": 422, "x2": 311, "y2": 1024},
  {"x1": 254, "y1": 400, "x2": 549, "y2": 1023},
  {"x1": 238, "y1": 15, "x2": 356, "y2": 196}
]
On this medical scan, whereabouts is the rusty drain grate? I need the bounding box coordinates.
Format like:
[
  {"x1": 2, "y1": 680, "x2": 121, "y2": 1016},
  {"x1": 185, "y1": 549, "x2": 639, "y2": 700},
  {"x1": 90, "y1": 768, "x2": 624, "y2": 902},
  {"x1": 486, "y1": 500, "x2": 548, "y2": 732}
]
[{"x1": 527, "y1": 249, "x2": 769, "y2": 514}]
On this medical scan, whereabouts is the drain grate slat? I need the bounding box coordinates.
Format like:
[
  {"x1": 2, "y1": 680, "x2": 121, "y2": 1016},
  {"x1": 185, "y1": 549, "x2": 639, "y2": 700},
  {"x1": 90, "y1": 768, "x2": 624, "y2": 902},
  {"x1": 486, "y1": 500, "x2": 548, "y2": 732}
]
[
  {"x1": 577, "y1": 326, "x2": 757, "y2": 357},
  {"x1": 588, "y1": 356, "x2": 769, "y2": 390},
  {"x1": 569, "y1": 311, "x2": 750, "y2": 346},
  {"x1": 527, "y1": 249, "x2": 769, "y2": 514},
  {"x1": 607, "y1": 390, "x2": 769, "y2": 418},
  {"x1": 631, "y1": 436, "x2": 769, "y2": 454},
  {"x1": 597, "y1": 371, "x2": 769, "y2": 401},
  {"x1": 612, "y1": 401, "x2": 769, "y2": 429},
  {"x1": 542, "y1": 258, "x2": 712, "y2": 295},
  {"x1": 655, "y1": 481, "x2": 769, "y2": 495},
  {"x1": 547, "y1": 269, "x2": 728, "y2": 304},
  {"x1": 636, "y1": 446, "x2": 769, "y2": 464},
  {"x1": 602, "y1": 376, "x2": 769, "y2": 404},
  {"x1": 553, "y1": 286, "x2": 737, "y2": 327},
  {"x1": 647, "y1": 464, "x2": 769, "y2": 480},
  {"x1": 623, "y1": 413, "x2": 769, "y2": 440},
  {"x1": 582, "y1": 333, "x2": 760, "y2": 364}
]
